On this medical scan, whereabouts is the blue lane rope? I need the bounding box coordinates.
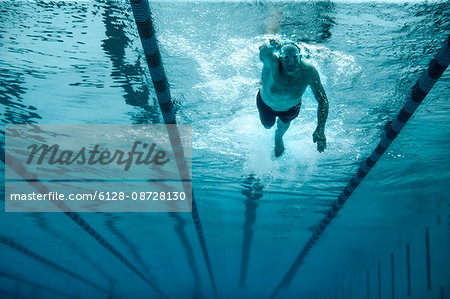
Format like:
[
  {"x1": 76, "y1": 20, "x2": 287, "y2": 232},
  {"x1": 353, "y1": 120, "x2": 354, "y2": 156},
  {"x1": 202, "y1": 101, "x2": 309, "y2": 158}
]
[
  {"x1": 129, "y1": 0, "x2": 174, "y2": 124},
  {"x1": 270, "y1": 35, "x2": 449, "y2": 299},
  {"x1": 129, "y1": 1, "x2": 219, "y2": 297}
]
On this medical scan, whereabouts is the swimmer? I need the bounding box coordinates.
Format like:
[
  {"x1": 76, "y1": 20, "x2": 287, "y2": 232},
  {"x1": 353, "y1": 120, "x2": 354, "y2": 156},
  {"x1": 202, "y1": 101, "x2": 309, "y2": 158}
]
[{"x1": 257, "y1": 39, "x2": 329, "y2": 157}]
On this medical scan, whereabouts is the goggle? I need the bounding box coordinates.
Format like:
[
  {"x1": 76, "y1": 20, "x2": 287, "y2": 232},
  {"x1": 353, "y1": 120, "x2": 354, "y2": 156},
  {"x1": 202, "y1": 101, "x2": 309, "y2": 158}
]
[{"x1": 280, "y1": 54, "x2": 300, "y2": 61}]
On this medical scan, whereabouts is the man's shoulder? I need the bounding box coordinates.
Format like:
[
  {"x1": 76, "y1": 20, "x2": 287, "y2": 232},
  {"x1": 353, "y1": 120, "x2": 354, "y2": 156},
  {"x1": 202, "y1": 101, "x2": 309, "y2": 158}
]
[
  {"x1": 300, "y1": 61, "x2": 317, "y2": 73},
  {"x1": 299, "y1": 61, "x2": 320, "y2": 83}
]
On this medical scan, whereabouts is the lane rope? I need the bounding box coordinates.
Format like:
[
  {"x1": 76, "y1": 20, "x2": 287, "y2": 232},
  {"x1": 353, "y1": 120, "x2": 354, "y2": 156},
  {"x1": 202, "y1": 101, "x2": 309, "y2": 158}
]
[{"x1": 129, "y1": 1, "x2": 219, "y2": 297}]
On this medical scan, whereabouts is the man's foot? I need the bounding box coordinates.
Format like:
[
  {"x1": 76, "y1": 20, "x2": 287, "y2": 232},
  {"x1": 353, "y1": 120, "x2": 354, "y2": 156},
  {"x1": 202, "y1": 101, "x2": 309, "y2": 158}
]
[{"x1": 274, "y1": 135, "x2": 285, "y2": 157}]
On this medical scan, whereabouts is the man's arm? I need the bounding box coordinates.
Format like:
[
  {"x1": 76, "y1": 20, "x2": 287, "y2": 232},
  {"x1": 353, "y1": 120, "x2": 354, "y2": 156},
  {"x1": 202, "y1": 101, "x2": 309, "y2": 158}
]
[
  {"x1": 259, "y1": 39, "x2": 281, "y2": 64},
  {"x1": 309, "y1": 66, "x2": 329, "y2": 152}
]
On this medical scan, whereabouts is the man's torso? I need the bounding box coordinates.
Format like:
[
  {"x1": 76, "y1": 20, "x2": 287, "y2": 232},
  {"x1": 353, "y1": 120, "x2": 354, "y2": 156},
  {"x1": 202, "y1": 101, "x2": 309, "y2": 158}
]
[{"x1": 261, "y1": 60, "x2": 311, "y2": 111}]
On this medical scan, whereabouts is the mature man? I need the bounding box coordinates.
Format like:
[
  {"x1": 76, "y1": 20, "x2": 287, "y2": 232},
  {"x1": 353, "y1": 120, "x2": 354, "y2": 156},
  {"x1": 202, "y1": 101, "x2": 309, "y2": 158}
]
[{"x1": 257, "y1": 39, "x2": 329, "y2": 157}]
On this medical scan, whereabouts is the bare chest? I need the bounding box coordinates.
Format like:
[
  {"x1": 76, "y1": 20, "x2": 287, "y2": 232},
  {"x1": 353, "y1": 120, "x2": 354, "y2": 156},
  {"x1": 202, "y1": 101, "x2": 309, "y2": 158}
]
[
  {"x1": 261, "y1": 67, "x2": 309, "y2": 110},
  {"x1": 270, "y1": 75, "x2": 308, "y2": 98}
]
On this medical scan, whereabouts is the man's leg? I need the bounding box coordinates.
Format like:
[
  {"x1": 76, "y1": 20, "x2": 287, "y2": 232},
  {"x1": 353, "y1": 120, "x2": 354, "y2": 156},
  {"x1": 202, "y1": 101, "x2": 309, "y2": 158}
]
[
  {"x1": 274, "y1": 118, "x2": 290, "y2": 157},
  {"x1": 256, "y1": 91, "x2": 276, "y2": 129},
  {"x1": 274, "y1": 104, "x2": 300, "y2": 157}
]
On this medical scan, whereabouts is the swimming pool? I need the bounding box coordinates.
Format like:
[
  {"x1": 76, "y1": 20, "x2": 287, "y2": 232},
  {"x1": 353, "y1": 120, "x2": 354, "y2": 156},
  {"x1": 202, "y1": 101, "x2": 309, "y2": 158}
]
[{"x1": 1, "y1": 1, "x2": 449, "y2": 298}]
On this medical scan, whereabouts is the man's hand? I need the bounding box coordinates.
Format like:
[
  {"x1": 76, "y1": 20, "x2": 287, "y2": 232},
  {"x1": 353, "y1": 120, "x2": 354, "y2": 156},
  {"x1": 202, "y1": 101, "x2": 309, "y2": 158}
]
[
  {"x1": 269, "y1": 38, "x2": 282, "y2": 51},
  {"x1": 313, "y1": 129, "x2": 326, "y2": 153},
  {"x1": 260, "y1": 39, "x2": 281, "y2": 63}
]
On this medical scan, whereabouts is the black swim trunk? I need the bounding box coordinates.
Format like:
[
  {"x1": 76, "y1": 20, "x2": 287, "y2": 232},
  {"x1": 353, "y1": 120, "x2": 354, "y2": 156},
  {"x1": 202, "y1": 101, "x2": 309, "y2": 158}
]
[{"x1": 256, "y1": 90, "x2": 301, "y2": 128}]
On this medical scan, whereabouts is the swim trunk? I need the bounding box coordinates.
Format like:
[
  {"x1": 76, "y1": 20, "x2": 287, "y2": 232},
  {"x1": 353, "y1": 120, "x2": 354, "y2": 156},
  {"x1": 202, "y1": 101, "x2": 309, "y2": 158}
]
[{"x1": 256, "y1": 90, "x2": 301, "y2": 128}]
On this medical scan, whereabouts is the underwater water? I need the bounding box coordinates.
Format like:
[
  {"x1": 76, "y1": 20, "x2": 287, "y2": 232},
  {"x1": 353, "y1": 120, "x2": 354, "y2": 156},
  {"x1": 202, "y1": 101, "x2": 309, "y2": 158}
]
[{"x1": 0, "y1": 0, "x2": 449, "y2": 298}]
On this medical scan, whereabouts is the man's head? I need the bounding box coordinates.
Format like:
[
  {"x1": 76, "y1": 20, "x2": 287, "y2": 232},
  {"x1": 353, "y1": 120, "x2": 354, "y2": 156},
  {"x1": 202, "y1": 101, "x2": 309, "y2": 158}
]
[{"x1": 279, "y1": 43, "x2": 301, "y2": 76}]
